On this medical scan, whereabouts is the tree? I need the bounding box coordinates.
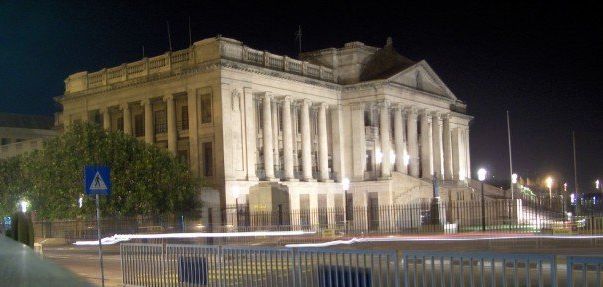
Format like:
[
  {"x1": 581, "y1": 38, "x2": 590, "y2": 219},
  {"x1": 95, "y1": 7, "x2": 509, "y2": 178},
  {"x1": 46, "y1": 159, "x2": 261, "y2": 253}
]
[{"x1": 0, "y1": 123, "x2": 201, "y2": 219}]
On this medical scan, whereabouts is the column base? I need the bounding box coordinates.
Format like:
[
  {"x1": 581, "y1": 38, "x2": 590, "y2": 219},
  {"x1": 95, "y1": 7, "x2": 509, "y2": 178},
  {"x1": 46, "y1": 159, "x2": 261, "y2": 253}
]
[
  {"x1": 321, "y1": 179, "x2": 334, "y2": 183},
  {"x1": 266, "y1": 177, "x2": 279, "y2": 182},
  {"x1": 247, "y1": 176, "x2": 259, "y2": 181},
  {"x1": 304, "y1": 178, "x2": 317, "y2": 182},
  {"x1": 286, "y1": 178, "x2": 300, "y2": 182},
  {"x1": 379, "y1": 176, "x2": 392, "y2": 181}
]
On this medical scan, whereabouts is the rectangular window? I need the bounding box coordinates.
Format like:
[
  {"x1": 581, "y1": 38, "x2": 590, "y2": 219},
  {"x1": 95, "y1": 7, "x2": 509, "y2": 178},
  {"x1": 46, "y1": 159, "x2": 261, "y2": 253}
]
[
  {"x1": 181, "y1": 106, "x2": 189, "y2": 130},
  {"x1": 1, "y1": 138, "x2": 9, "y2": 145},
  {"x1": 200, "y1": 93, "x2": 212, "y2": 124},
  {"x1": 93, "y1": 113, "x2": 102, "y2": 125},
  {"x1": 366, "y1": 151, "x2": 373, "y2": 171},
  {"x1": 177, "y1": 150, "x2": 189, "y2": 165},
  {"x1": 117, "y1": 117, "x2": 124, "y2": 131},
  {"x1": 134, "y1": 114, "x2": 144, "y2": 137},
  {"x1": 364, "y1": 110, "x2": 371, "y2": 126},
  {"x1": 297, "y1": 108, "x2": 302, "y2": 133},
  {"x1": 203, "y1": 142, "x2": 213, "y2": 177},
  {"x1": 154, "y1": 110, "x2": 167, "y2": 133},
  {"x1": 345, "y1": 193, "x2": 354, "y2": 221}
]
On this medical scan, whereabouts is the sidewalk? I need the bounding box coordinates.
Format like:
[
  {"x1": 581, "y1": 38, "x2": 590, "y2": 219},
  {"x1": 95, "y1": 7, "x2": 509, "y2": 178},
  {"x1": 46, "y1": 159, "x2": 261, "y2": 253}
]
[{"x1": 0, "y1": 235, "x2": 93, "y2": 286}]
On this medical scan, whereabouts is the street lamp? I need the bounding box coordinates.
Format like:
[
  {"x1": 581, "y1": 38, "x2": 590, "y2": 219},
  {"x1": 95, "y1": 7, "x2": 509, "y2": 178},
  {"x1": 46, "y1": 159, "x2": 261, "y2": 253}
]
[
  {"x1": 342, "y1": 178, "x2": 350, "y2": 232},
  {"x1": 477, "y1": 168, "x2": 487, "y2": 232},
  {"x1": 596, "y1": 179, "x2": 600, "y2": 190},
  {"x1": 511, "y1": 173, "x2": 518, "y2": 200},
  {"x1": 546, "y1": 177, "x2": 553, "y2": 208},
  {"x1": 19, "y1": 200, "x2": 29, "y2": 213}
]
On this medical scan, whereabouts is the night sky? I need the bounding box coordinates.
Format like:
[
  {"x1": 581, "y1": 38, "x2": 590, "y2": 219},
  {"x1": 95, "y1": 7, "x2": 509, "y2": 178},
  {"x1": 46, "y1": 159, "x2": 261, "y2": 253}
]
[{"x1": 1, "y1": 1, "x2": 601, "y2": 192}]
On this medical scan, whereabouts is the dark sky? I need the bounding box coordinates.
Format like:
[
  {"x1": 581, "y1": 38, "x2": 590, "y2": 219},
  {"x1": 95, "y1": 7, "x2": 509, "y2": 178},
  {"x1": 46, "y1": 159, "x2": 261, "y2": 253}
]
[{"x1": 1, "y1": 1, "x2": 601, "y2": 191}]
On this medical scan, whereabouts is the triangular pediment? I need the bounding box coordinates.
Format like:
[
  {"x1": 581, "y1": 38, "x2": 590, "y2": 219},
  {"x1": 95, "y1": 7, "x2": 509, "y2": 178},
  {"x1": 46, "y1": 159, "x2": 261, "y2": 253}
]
[{"x1": 387, "y1": 60, "x2": 457, "y2": 100}]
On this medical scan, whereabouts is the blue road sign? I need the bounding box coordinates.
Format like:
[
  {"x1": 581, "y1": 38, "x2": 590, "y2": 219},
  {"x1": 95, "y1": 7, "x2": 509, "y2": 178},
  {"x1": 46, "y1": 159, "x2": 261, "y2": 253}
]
[{"x1": 84, "y1": 165, "x2": 111, "y2": 196}]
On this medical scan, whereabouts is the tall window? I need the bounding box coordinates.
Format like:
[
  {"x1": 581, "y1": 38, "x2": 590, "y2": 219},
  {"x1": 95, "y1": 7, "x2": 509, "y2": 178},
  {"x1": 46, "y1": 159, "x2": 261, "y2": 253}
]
[
  {"x1": 117, "y1": 117, "x2": 124, "y2": 131},
  {"x1": 366, "y1": 151, "x2": 373, "y2": 171},
  {"x1": 181, "y1": 106, "x2": 189, "y2": 130},
  {"x1": 203, "y1": 142, "x2": 213, "y2": 177},
  {"x1": 1, "y1": 138, "x2": 9, "y2": 145},
  {"x1": 200, "y1": 93, "x2": 212, "y2": 124},
  {"x1": 154, "y1": 110, "x2": 167, "y2": 133},
  {"x1": 134, "y1": 114, "x2": 144, "y2": 137},
  {"x1": 364, "y1": 110, "x2": 371, "y2": 126}
]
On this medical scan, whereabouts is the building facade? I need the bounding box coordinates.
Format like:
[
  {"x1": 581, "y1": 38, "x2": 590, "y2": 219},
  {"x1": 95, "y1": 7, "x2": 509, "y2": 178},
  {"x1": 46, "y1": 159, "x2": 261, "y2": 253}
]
[
  {"x1": 56, "y1": 36, "x2": 473, "y2": 222},
  {"x1": 0, "y1": 113, "x2": 57, "y2": 159}
]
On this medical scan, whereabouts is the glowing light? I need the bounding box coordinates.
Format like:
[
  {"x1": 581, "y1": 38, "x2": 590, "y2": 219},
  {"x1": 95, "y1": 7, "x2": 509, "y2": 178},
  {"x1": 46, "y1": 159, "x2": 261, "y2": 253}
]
[
  {"x1": 375, "y1": 151, "x2": 383, "y2": 164},
  {"x1": 342, "y1": 178, "x2": 350, "y2": 191},
  {"x1": 403, "y1": 152, "x2": 410, "y2": 166},
  {"x1": 389, "y1": 150, "x2": 396, "y2": 164},
  {"x1": 596, "y1": 179, "x2": 600, "y2": 190},
  {"x1": 563, "y1": 182, "x2": 568, "y2": 192},
  {"x1": 231, "y1": 185, "x2": 241, "y2": 200},
  {"x1": 74, "y1": 230, "x2": 316, "y2": 246},
  {"x1": 511, "y1": 173, "x2": 518, "y2": 184},
  {"x1": 19, "y1": 200, "x2": 28, "y2": 213},
  {"x1": 570, "y1": 193, "x2": 576, "y2": 204},
  {"x1": 477, "y1": 168, "x2": 487, "y2": 181},
  {"x1": 78, "y1": 196, "x2": 83, "y2": 208},
  {"x1": 545, "y1": 177, "x2": 553, "y2": 189}
]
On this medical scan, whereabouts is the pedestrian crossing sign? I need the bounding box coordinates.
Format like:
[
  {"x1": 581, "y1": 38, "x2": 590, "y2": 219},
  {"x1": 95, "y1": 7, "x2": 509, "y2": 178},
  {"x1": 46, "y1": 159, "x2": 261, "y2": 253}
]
[{"x1": 84, "y1": 165, "x2": 111, "y2": 196}]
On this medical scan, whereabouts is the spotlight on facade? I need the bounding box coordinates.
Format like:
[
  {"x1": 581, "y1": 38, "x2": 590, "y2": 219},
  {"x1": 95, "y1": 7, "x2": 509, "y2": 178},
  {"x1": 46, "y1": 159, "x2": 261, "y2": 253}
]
[
  {"x1": 477, "y1": 168, "x2": 487, "y2": 182},
  {"x1": 375, "y1": 151, "x2": 383, "y2": 164},
  {"x1": 511, "y1": 173, "x2": 518, "y2": 184},
  {"x1": 403, "y1": 152, "x2": 410, "y2": 166},
  {"x1": 342, "y1": 178, "x2": 350, "y2": 191},
  {"x1": 19, "y1": 200, "x2": 29, "y2": 213},
  {"x1": 231, "y1": 185, "x2": 241, "y2": 200}
]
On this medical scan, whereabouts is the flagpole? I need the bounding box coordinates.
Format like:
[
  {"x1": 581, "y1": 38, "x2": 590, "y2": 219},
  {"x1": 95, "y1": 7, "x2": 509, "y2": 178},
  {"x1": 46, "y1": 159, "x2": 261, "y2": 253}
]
[
  {"x1": 507, "y1": 110, "x2": 514, "y2": 200},
  {"x1": 573, "y1": 131, "x2": 580, "y2": 212}
]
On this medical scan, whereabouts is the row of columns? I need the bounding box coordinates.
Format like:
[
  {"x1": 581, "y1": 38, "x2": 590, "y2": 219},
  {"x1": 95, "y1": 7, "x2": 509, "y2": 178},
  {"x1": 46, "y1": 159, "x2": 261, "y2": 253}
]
[
  {"x1": 98, "y1": 95, "x2": 180, "y2": 155},
  {"x1": 260, "y1": 93, "x2": 331, "y2": 182},
  {"x1": 353, "y1": 101, "x2": 464, "y2": 181}
]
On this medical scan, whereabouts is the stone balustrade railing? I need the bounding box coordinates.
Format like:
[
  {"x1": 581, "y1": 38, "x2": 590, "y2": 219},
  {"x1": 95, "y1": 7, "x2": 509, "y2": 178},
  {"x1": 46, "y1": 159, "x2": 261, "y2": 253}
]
[{"x1": 64, "y1": 37, "x2": 335, "y2": 95}]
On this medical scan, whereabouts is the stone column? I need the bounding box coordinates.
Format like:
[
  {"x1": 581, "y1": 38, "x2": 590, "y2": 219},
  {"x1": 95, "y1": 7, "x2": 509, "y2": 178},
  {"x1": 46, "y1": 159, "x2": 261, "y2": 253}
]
[
  {"x1": 379, "y1": 101, "x2": 392, "y2": 178},
  {"x1": 351, "y1": 103, "x2": 366, "y2": 181},
  {"x1": 442, "y1": 114, "x2": 453, "y2": 180},
  {"x1": 141, "y1": 99, "x2": 154, "y2": 144},
  {"x1": 102, "y1": 107, "x2": 111, "y2": 130},
  {"x1": 465, "y1": 128, "x2": 471, "y2": 179},
  {"x1": 406, "y1": 107, "x2": 419, "y2": 177},
  {"x1": 419, "y1": 110, "x2": 432, "y2": 178},
  {"x1": 318, "y1": 103, "x2": 329, "y2": 181},
  {"x1": 452, "y1": 127, "x2": 461, "y2": 180},
  {"x1": 282, "y1": 96, "x2": 295, "y2": 180},
  {"x1": 393, "y1": 105, "x2": 406, "y2": 173},
  {"x1": 164, "y1": 95, "x2": 177, "y2": 155},
  {"x1": 121, "y1": 103, "x2": 132, "y2": 135},
  {"x1": 301, "y1": 99, "x2": 313, "y2": 181},
  {"x1": 262, "y1": 93, "x2": 275, "y2": 180},
  {"x1": 187, "y1": 90, "x2": 200, "y2": 176},
  {"x1": 431, "y1": 112, "x2": 442, "y2": 178},
  {"x1": 271, "y1": 100, "x2": 280, "y2": 172},
  {"x1": 243, "y1": 88, "x2": 258, "y2": 181}
]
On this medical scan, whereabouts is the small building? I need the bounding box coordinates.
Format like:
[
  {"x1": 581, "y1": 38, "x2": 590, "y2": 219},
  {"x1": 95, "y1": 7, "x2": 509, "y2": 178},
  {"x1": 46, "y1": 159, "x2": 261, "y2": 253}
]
[{"x1": 0, "y1": 113, "x2": 57, "y2": 159}]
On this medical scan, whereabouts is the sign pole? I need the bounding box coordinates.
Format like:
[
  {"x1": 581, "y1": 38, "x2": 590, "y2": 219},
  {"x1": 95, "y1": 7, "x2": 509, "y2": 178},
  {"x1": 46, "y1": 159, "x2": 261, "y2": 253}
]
[{"x1": 96, "y1": 193, "x2": 105, "y2": 287}]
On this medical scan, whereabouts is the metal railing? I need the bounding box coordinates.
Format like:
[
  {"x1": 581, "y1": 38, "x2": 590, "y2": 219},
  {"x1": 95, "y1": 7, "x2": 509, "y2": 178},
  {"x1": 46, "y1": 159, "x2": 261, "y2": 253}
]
[
  {"x1": 566, "y1": 256, "x2": 603, "y2": 287},
  {"x1": 121, "y1": 243, "x2": 399, "y2": 287},
  {"x1": 403, "y1": 250, "x2": 557, "y2": 287},
  {"x1": 121, "y1": 244, "x2": 603, "y2": 287}
]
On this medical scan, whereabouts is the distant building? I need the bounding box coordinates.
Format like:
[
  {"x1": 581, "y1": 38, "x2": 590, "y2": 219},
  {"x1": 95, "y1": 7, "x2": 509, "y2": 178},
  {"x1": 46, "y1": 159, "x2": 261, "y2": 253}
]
[
  {"x1": 0, "y1": 113, "x2": 57, "y2": 159},
  {"x1": 56, "y1": 36, "x2": 474, "y2": 225}
]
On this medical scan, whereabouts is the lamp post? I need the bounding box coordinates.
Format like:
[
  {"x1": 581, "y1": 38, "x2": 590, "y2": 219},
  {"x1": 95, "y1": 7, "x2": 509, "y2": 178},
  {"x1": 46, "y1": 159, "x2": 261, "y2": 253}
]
[
  {"x1": 478, "y1": 168, "x2": 487, "y2": 232},
  {"x1": 342, "y1": 178, "x2": 350, "y2": 232},
  {"x1": 546, "y1": 177, "x2": 553, "y2": 208},
  {"x1": 19, "y1": 200, "x2": 29, "y2": 213}
]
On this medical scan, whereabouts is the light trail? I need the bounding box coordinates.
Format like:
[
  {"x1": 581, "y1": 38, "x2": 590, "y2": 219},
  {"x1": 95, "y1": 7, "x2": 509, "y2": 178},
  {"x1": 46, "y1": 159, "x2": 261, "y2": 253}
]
[
  {"x1": 285, "y1": 234, "x2": 603, "y2": 248},
  {"x1": 74, "y1": 230, "x2": 316, "y2": 246}
]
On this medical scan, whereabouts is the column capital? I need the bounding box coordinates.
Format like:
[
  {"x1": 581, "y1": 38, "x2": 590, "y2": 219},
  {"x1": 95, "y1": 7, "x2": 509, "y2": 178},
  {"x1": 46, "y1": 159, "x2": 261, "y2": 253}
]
[
  {"x1": 101, "y1": 106, "x2": 110, "y2": 114},
  {"x1": 120, "y1": 103, "x2": 130, "y2": 111},
  {"x1": 140, "y1": 98, "x2": 151, "y2": 106},
  {"x1": 404, "y1": 106, "x2": 417, "y2": 115},
  {"x1": 431, "y1": 110, "x2": 441, "y2": 118},
  {"x1": 418, "y1": 108, "x2": 430, "y2": 117},
  {"x1": 163, "y1": 94, "x2": 174, "y2": 102},
  {"x1": 261, "y1": 92, "x2": 273, "y2": 101},
  {"x1": 393, "y1": 103, "x2": 405, "y2": 110},
  {"x1": 377, "y1": 99, "x2": 390, "y2": 109},
  {"x1": 350, "y1": 102, "x2": 365, "y2": 111},
  {"x1": 441, "y1": 113, "x2": 451, "y2": 120},
  {"x1": 282, "y1": 95, "x2": 292, "y2": 102},
  {"x1": 319, "y1": 102, "x2": 328, "y2": 109},
  {"x1": 300, "y1": 98, "x2": 312, "y2": 106}
]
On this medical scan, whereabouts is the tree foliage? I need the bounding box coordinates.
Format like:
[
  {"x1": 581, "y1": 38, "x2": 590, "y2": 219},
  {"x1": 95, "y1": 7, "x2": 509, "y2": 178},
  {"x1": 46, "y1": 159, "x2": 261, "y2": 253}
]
[{"x1": 0, "y1": 123, "x2": 201, "y2": 219}]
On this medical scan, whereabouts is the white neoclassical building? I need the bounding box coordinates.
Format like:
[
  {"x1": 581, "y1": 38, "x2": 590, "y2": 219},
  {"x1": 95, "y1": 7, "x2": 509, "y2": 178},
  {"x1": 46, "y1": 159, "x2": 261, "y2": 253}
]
[{"x1": 56, "y1": 36, "x2": 473, "y2": 221}]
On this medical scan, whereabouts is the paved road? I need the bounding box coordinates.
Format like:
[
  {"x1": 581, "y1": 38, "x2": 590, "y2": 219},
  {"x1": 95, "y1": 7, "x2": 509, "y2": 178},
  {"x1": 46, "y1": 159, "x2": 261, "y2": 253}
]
[{"x1": 43, "y1": 246, "x2": 122, "y2": 287}]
